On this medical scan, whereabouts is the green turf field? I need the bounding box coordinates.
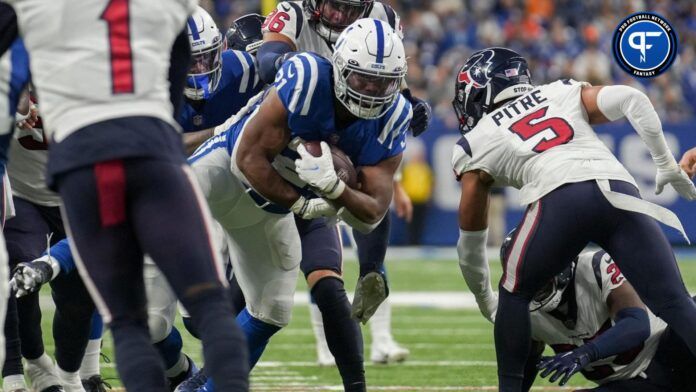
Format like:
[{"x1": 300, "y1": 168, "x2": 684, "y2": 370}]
[{"x1": 37, "y1": 256, "x2": 696, "y2": 391}]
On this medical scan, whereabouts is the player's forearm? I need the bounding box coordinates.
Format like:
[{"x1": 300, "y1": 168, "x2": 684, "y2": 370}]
[
  {"x1": 257, "y1": 41, "x2": 294, "y2": 84},
  {"x1": 237, "y1": 153, "x2": 300, "y2": 208},
  {"x1": 582, "y1": 307, "x2": 650, "y2": 362},
  {"x1": 183, "y1": 129, "x2": 213, "y2": 155},
  {"x1": 458, "y1": 228, "x2": 497, "y2": 322},
  {"x1": 334, "y1": 186, "x2": 390, "y2": 225},
  {"x1": 597, "y1": 85, "x2": 675, "y2": 168}
]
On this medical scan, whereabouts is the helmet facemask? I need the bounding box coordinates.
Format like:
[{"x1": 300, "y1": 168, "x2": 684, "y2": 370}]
[
  {"x1": 333, "y1": 54, "x2": 405, "y2": 119},
  {"x1": 529, "y1": 264, "x2": 575, "y2": 313},
  {"x1": 185, "y1": 39, "x2": 224, "y2": 101},
  {"x1": 452, "y1": 83, "x2": 487, "y2": 135},
  {"x1": 310, "y1": 0, "x2": 373, "y2": 43}
]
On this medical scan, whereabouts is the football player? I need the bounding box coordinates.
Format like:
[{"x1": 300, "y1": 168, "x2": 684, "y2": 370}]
[
  {"x1": 184, "y1": 18, "x2": 410, "y2": 392},
  {"x1": 496, "y1": 233, "x2": 695, "y2": 391},
  {"x1": 6, "y1": 0, "x2": 249, "y2": 391},
  {"x1": 451, "y1": 47, "x2": 696, "y2": 391},
  {"x1": 0, "y1": 35, "x2": 28, "y2": 389},
  {"x1": 679, "y1": 146, "x2": 696, "y2": 178},
  {"x1": 178, "y1": 8, "x2": 264, "y2": 154},
  {"x1": 258, "y1": 0, "x2": 420, "y2": 369}
]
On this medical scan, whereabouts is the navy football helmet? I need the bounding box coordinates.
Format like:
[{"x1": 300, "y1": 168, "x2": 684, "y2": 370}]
[
  {"x1": 500, "y1": 229, "x2": 575, "y2": 312},
  {"x1": 226, "y1": 14, "x2": 265, "y2": 54},
  {"x1": 452, "y1": 47, "x2": 533, "y2": 134}
]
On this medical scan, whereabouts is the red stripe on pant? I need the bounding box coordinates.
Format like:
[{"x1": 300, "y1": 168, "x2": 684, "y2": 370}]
[{"x1": 94, "y1": 160, "x2": 127, "y2": 227}]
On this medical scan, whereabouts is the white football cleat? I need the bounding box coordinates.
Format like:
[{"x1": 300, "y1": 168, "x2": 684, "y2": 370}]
[
  {"x1": 25, "y1": 354, "x2": 62, "y2": 391},
  {"x1": 370, "y1": 339, "x2": 410, "y2": 364}
]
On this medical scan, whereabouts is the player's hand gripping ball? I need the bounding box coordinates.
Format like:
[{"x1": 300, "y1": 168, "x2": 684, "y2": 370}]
[{"x1": 298, "y1": 141, "x2": 359, "y2": 194}]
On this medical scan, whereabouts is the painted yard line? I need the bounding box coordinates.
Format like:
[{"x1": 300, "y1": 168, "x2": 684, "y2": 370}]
[
  {"x1": 259, "y1": 343, "x2": 493, "y2": 350},
  {"x1": 253, "y1": 376, "x2": 318, "y2": 381},
  {"x1": 251, "y1": 386, "x2": 580, "y2": 391},
  {"x1": 256, "y1": 360, "x2": 497, "y2": 367},
  {"x1": 293, "y1": 292, "x2": 479, "y2": 309}
]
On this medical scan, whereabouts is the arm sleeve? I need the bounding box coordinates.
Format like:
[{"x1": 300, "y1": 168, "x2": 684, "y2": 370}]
[
  {"x1": 257, "y1": 40, "x2": 294, "y2": 85},
  {"x1": 582, "y1": 307, "x2": 651, "y2": 362},
  {"x1": 40, "y1": 238, "x2": 76, "y2": 276},
  {"x1": 596, "y1": 85, "x2": 676, "y2": 168},
  {"x1": 168, "y1": 26, "x2": 191, "y2": 121},
  {"x1": 457, "y1": 228, "x2": 497, "y2": 322}
]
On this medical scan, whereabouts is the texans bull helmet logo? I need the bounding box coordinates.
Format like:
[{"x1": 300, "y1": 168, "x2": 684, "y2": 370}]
[{"x1": 457, "y1": 49, "x2": 495, "y2": 88}]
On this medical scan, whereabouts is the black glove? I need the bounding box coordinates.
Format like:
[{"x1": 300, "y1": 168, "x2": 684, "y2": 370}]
[
  {"x1": 402, "y1": 88, "x2": 432, "y2": 137},
  {"x1": 537, "y1": 345, "x2": 593, "y2": 386},
  {"x1": 11, "y1": 260, "x2": 54, "y2": 298}
]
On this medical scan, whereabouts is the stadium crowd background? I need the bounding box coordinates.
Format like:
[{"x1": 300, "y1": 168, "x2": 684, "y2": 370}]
[{"x1": 199, "y1": 0, "x2": 696, "y2": 245}]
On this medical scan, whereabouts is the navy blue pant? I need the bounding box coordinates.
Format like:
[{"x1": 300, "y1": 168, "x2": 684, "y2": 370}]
[
  {"x1": 56, "y1": 156, "x2": 248, "y2": 392},
  {"x1": 3, "y1": 197, "x2": 94, "y2": 373},
  {"x1": 496, "y1": 180, "x2": 696, "y2": 391}
]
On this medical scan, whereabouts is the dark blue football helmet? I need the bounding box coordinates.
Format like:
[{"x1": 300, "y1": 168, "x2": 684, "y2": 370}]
[
  {"x1": 226, "y1": 14, "x2": 265, "y2": 54},
  {"x1": 452, "y1": 47, "x2": 534, "y2": 134}
]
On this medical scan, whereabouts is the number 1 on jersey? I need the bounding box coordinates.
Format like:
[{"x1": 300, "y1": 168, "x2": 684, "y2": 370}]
[
  {"x1": 101, "y1": 0, "x2": 134, "y2": 94},
  {"x1": 508, "y1": 107, "x2": 574, "y2": 153}
]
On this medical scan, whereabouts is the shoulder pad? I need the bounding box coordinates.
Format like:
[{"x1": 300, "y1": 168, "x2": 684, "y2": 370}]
[
  {"x1": 273, "y1": 53, "x2": 327, "y2": 116},
  {"x1": 451, "y1": 137, "x2": 473, "y2": 180},
  {"x1": 262, "y1": 2, "x2": 304, "y2": 41},
  {"x1": 378, "y1": 95, "x2": 412, "y2": 150}
]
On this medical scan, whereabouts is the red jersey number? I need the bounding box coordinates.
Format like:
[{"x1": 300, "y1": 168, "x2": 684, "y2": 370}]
[
  {"x1": 508, "y1": 107, "x2": 574, "y2": 153},
  {"x1": 263, "y1": 10, "x2": 291, "y2": 33},
  {"x1": 101, "y1": 0, "x2": 134, "y2": 94}
]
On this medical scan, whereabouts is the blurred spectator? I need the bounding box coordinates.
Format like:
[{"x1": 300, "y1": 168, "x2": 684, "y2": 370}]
[{"x1": 400, "y1": 142, "x2": 433, "y2": 245}]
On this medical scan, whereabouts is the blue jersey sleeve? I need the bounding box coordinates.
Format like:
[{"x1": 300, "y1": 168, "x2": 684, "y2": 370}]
[
  {"x1": 225, "y1": 50, "x2": 262, "y2": 97},
  {"x1": 272, "y1": 53, "x2": 333, "y2": 138},
  {"x1": 44, "y1": 238, "x2": 76, "y2": 275},
  {"x1": 375, "y1": 94, "x2": 412, "y2": 159}
]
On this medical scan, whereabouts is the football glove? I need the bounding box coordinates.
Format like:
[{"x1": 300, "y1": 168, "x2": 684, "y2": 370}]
[
  {"x1": 538, "y1": 346, "x2": 593, "y2": 386},
  {"x1": 351, "y1": 271, "x2": 389, "y2": 324},
  {"x1": 655, "y1": 164, "x2": 696, "y2": 200},
  {"x1": 290, "y1": 196, "x2": 337, "y2": 219},
  {"x1": 402, "y1": 88, "x2": 432, "y2": 137},
  {"x1": 295, "y1": 142, "x2": 346, "y2": 199},
  {"x1": 10, "y1": 260, "x2": 55, "y2": 298}
]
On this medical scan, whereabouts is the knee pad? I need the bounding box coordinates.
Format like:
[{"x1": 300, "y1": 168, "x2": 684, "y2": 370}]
[{"x1": 147, "y1": 312, "x2": 173, "y2": 343}]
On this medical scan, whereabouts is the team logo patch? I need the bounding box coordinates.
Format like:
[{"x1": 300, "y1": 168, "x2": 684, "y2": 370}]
[
  {"x1": 612, "y1": 12, "x2": 677, "y2": 78},
  {"x1": 457, "y1": 49, "x2": 494, "y2": 88}
]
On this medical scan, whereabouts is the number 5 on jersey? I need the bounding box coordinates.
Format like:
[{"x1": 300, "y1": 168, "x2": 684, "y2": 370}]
[{"x1": 508, "y1": 107, "x2": 574, "y2": 153}]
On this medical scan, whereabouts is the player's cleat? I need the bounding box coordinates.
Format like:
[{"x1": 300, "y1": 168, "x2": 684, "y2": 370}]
[
  {"x1": 173, "y1": 368, "x2": 207, "y2": 392},
  {"x1": 370, "y1": 340, "x2": 410, "y2": 364},
  {"x1": 81, "y1": 375, "x2": 111, "y2": 392},
  {"x1": 168, "y1": 355, "x2": 198, "y2": 392},
  {"x1": 26, "y1": 357, "x2": 62, "y2": 392},
  {"x1": 351, "y1": 271, "x2": 388, "y2": 324}
]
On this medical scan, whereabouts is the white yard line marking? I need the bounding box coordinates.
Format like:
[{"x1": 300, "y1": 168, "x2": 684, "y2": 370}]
[
  {"x1": 279, "y1": 328, "x2": 492, "y2": 336},
  {"x1": 255, "y1": 360, "x2": 497, "y2": 367}
]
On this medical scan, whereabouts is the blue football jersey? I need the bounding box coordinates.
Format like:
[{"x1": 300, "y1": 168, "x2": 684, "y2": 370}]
[
  {"x1": 272, "y1": 52, "x2": 412, "y2": 166},
  {"x1": 0, "y1": 38, "x2": 30, "y2": 174},
  {"x1": 177, "y1": 49, "x2": 263, "y2": 133}
]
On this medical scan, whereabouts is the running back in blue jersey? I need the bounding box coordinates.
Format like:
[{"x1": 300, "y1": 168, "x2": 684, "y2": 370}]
[
  {"x1": 273, "y1": 52, "x2": 411, "y2": 167},
  {"x1": 177, "y1": 49, "x2": 263, "y2": 132}
]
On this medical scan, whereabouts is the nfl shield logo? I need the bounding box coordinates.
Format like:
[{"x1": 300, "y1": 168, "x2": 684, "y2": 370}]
[{"x1": 193, "y1": 115, "x2": 203, "y2": 127}]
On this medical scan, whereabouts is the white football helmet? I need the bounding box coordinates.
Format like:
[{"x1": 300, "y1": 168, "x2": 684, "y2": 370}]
[
  {"x1": 332, "y1": 18, "x2": 406, "y2": 119},
  {"x1": 304, "y1": 0, "x2": 374, "y2": 43},
  {"x1": 185, "y1": 6, "x2": 225, "y2": 100}
]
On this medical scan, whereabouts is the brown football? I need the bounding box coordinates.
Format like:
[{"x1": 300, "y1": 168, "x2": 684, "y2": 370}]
[{"x1": 303, "y1": 141, "x2": 359, "y2": 189}]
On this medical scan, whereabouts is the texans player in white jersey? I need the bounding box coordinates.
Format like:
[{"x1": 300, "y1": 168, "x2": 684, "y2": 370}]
[
  {"x1": 494, "y1": 232, "x2": 694, "y2": 391},
  {"x1": 182, "y1": 19, "x2": 410, "y2": 392},
  {"x1": 0, "y1": 34, "x2": 29, "y2": 386},
  {"x1": 5, "y1": 1, "x2": 249, "y2": 391},
  {"x1": 258, "y1": 0, "x2": 421, "y2": 366},
  {"x1": 450, "y1": 47, "x2": 696, "y2": 391}
]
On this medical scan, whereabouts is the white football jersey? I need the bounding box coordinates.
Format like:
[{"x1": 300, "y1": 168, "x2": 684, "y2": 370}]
[
  {"x1": 452, "y1": 80, "x2": 636, "y2": 206},
  {"x1": 7, "y1": 120, "x2": 60, "y2": 207},
  {"x1": 531, "y1": 251, "x2": 666, "y2": 384},
  {"x1": 262, "y1": 1, "x2": 402, "y2": 59},
  {"x1": 7, "y1": 0, "x2": 197, "y2": 142}
]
